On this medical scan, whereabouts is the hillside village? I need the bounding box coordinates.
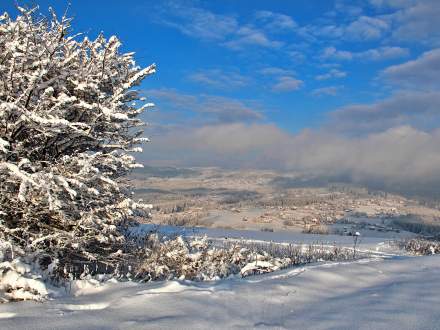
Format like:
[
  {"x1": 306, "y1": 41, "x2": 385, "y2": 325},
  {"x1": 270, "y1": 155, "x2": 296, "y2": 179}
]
[{"x1": 132, "y1": 167, "x2": 440, "y2": 237}]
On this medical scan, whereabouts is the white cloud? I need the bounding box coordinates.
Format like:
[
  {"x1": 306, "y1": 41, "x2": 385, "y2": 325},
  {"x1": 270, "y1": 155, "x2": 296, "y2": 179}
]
[
  {"x1": 146, "y1": 88, "x2": 197, "y2": 108},
  {"x1": 311, "y1": 25, "x2": 344, "y2": 39},
  {"x1": 357, "y1": 46, "x2": 409, "y2": 61},
  {"x1": 330, "y1": 91, "x2": 440, "y2": 134},
  {"x1": 255, "y1": 10, "x2": 298, "y2": 32},
  {"x1": 344, "y1": 16, "x2": 389, "y2": 40},
  {"x1": 258, "y1": 67, "x2": 303, "y2": 92},
  {"x1": 272, "y1": 76, "x2": 303, "y2": 92},
  {"x1": 200, "y1": 96, "x2": 264, "y2": 123},
  {"x1": 144, "y1": 123, "x2": 440, "y2": 190},
  {"x1": 259, "y1": 67, "x2": 296, "y2": 76},
  {"x1": 156, "y1": 4, "x2": 237, "y2": 41},
  {"x1": 369, "y1": 0, "x2": 415, "y2": 7},
  {"x1": 333, "y1": 1, "x2": 364, "y2": 16},
  {"x1": 368, "y1": 0, "x2": 440, "y2": 44},
  {"x1": 147, "y1": 89, "x2": 264, "y2": 124},
  {"x1": 188, "y1": 69, "x2": 249, "y2": 89},
  {"x1": 315, "y1": 69, "x2": 347, "y2": 81},
  {"x1": 382, "y1": 48, "x2": 440, "y2": 88},
  {"x1": 287, "y1": 50, "x2": 306, "y2": 63},
  {"x1": 310, "y1": 0, "x2": 440, "y2": 46},
  {"x1": 223, "y1": 26, "x2": 283, "y2": 50},
  {"x1": 322, "y1": 47, "x2": 353, "y2": 60},
  {"x1": 311, "y1": 86, "x2": 343, "y2": 96},
  {"x1": 322, "y1": 46, "x2": 409, "y2": 61},
  {"x1": 311, "y1": 15, "x2": 389, "y2": 41},
  {"x1": 154, "y1": 4, "x2": 284, "y2": 51}
]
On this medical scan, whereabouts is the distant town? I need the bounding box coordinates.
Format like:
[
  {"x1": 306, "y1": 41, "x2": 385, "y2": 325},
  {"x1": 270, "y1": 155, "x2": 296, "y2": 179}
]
[{"x1": 131, "y1": 166, "x2": 440, "y2": 239}]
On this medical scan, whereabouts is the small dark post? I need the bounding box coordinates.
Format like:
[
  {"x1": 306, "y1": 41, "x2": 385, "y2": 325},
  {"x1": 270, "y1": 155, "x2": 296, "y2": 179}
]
[{"x1": 353, "y1": 232, "x2": 360, "y2": 258}]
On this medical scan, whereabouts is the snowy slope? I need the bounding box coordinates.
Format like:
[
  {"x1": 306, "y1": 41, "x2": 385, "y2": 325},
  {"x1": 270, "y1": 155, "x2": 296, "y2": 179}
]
[
  {"x1": 0, "y1": 255, "x2": 439, "y2": 330},
  {"x1": 129, "y1": 223, "x2": 403, "y2": 250}
]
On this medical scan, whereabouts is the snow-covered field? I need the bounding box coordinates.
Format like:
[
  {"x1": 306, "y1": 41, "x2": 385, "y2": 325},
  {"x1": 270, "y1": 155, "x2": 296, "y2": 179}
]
[
  {"x1": 0, "y1": 255, "x2": 439, "y2": 330},
  {"x1": 1, "y1": 225, "x2": 438, "y2": 330},
  {"x1": 128, "y1": 223, "x2": 410, "y2": 255}
]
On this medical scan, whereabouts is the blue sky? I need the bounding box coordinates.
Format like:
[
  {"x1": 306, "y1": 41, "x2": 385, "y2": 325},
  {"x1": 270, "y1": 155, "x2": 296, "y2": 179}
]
[
  {"x1": 1, "y1": 0, "x2": 426, "y2": 131},
  {"x1": 3, "y1": 0, "x2": 440, "y2": 189}
]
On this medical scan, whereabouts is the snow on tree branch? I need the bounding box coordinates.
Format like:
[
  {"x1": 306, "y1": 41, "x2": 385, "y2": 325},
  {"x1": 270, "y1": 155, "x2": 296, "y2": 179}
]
[{"x1": 0, "y1": 6, "x2": 155, "y2": 281}]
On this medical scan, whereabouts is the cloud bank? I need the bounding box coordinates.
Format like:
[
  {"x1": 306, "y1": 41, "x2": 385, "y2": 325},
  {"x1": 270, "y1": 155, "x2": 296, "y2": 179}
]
[{"x1": 143, "y1": 123, "x2": 440, "y2": 191}]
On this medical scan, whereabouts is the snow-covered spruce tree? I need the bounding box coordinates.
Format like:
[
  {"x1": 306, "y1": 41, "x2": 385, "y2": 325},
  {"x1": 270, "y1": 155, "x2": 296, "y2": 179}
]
[{"x1": 0, "y1": 7, "x2": 155, "y2": 279}]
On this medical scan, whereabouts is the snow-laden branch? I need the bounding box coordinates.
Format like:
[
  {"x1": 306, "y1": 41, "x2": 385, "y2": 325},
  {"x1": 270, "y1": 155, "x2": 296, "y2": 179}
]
[{"x1": 0, "y1": 7, "x2": 154, "y2": 278}]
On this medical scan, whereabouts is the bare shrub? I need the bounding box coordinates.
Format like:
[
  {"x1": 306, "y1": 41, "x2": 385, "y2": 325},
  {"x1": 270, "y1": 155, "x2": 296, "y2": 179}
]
[
  {"x1": 155, "y1": 211, "x2": 208, "y2": 227},
  {"x1": 392, "y1": 216, "x2": 440, "y2": 237},
  {"x1": 283, "y1": 219, "x2": 295, "y2": 227},
  {"x1": 302, "y1": 225, "x2": 329, "y2": 235}
]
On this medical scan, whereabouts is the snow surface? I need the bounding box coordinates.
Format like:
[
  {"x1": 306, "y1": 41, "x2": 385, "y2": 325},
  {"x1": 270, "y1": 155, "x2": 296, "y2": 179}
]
[
  {"x1": 1, "y1": 255, "x2": 439, "y2": 329},
  {"x1": 129, "y1": 223, "x2": 393, "y2": 247},
  {"x1": 128, "y1": 224, "x2": 406, "y2": 259}
]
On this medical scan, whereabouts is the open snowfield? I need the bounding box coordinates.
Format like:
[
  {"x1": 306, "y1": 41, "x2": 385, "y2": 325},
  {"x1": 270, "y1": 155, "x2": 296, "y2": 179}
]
[
  {"x1": 1, "y1": 252, "x2": 439, "y2": 329},
  {"x1": 128, "y1": 223, "x2": 412, "y2": 256}
]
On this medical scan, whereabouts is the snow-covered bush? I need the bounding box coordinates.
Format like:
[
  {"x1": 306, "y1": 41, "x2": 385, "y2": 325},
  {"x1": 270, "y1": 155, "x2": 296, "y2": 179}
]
[
  {"x1": 221, "y1": 239, "x2": 356, "y2": 267},
  {"x1": 135, "y1": 234, "x2": 245, "y2": 281},
  {"x1": 0, "y1": 7, "x2": 154, "y2": 280},
  {"x1": 133, "y1": 234, "x2": 358, "y2": 281},
  {"x1": 0, "y1": 239, "x2": 57, "y2": 302},
  {"x1": 397, "y1": 238, "x2": 440, "y2": 255}
]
